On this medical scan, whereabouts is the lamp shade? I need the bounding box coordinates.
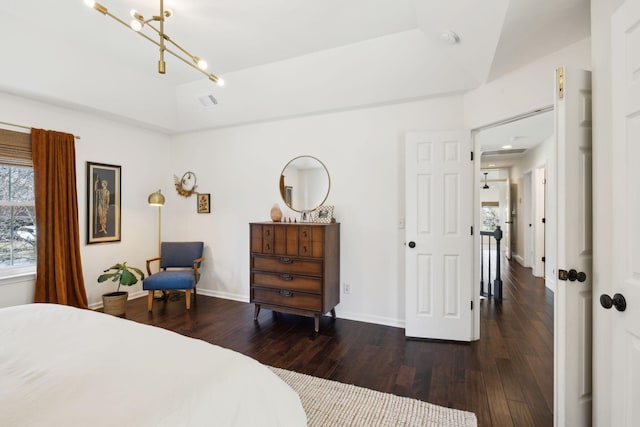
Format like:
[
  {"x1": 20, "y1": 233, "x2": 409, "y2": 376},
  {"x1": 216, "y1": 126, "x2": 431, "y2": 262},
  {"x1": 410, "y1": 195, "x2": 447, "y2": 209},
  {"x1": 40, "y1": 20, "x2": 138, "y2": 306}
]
[{"x1": 148, "y1": 190, "x2": 165, "y2": 206}]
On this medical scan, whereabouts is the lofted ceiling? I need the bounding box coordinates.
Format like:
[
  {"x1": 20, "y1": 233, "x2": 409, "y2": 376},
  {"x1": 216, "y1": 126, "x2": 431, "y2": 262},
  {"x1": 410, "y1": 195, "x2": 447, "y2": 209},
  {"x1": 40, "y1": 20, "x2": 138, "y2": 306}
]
[{"x1": 0, "y1": 0, "x2": 589, "y2": 134}]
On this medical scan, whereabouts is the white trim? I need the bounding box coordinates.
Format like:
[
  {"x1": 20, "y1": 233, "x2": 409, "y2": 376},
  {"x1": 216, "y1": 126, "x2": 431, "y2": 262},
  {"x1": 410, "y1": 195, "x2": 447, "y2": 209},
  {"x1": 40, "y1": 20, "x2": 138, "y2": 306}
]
[
  {"x1": 88, "y1": 289, "x2": 146, "y2": 310},
  {"x1": 513, "y1": 253, "x2": 526, "y2": 266},
  {"x1": 0, "y1": 269, "x2": 35, "y2": 286},
  {"x1": 336, "y1": 310, "x2": 404, "y2": 329},
  {"x1": 197, "y1": 288, "x2": 249, "y2": 303}
]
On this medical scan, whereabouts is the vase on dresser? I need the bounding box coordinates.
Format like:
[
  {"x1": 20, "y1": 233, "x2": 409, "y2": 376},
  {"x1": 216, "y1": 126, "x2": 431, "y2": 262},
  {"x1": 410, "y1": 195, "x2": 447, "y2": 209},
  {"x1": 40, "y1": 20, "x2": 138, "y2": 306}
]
[{"x1": 270, "y1": 204, "x2": 283, "y2": 222}]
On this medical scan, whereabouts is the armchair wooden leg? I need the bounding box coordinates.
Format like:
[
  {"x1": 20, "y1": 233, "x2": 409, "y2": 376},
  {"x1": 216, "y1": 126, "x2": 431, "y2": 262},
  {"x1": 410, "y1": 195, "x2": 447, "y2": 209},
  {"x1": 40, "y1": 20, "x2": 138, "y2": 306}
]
[
  {"x1": 185, "y1": 289, "x2": 191, "y2": 310},
  {"x1": 147, "y1": 291, "x2": 154, "y2": 311}
]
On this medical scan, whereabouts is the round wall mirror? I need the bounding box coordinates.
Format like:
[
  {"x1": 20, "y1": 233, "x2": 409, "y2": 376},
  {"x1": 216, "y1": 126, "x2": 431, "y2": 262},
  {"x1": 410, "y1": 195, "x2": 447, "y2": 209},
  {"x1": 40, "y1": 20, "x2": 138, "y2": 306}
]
[{"x1": 279, "y1": 155, "x2": 330, "y2": 212}]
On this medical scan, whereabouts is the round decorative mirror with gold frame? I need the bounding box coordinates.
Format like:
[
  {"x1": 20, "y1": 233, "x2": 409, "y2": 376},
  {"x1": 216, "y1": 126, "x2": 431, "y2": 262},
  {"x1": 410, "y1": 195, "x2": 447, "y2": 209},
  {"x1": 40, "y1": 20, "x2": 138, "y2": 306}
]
[{"x1": 279, "y1": 155, "x2": 330, "y2": 213}]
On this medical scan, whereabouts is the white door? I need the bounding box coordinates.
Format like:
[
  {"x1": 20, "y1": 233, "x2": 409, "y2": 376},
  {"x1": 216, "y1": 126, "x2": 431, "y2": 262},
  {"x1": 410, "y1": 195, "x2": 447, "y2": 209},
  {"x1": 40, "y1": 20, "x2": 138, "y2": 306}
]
[
  {"x1": 609, "y1": 2, "x2": 640, "y2": 425},
  {"x1": 504, "y1": 175, "x2": 512, "y2": 259},
  {"x1": 554, "y1": 67, "x2": 592, "y2": 426},
  {"x1": 405, "y1": 131, "x2": 473, "y2": 341},
  {"x1": 533, "y1": 166, "x2": 546, "y2": 278}
]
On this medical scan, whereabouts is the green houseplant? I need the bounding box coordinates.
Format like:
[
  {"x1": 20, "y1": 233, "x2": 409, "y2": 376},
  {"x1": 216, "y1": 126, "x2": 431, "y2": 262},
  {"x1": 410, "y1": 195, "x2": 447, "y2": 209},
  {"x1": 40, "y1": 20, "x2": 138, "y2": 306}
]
[{"x1": 98, "y1": 262, "x2": 145, "y2": 316}]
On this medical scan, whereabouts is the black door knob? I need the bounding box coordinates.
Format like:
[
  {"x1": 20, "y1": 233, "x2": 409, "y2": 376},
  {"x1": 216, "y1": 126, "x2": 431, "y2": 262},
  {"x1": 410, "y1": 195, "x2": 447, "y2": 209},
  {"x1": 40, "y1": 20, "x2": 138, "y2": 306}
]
[
  {"x1": 408, "y1": 241, "x2": 416, "y2": 248},
  {"x1": 600, "y1": 293, "x2": 627, "y2": 312}
]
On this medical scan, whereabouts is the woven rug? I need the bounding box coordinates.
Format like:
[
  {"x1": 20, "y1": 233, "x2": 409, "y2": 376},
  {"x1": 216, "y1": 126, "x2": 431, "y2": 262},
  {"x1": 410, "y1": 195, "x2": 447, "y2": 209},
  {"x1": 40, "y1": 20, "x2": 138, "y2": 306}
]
[{"x1": 270, "y1": 367, "x2": 477, "y2": 427}]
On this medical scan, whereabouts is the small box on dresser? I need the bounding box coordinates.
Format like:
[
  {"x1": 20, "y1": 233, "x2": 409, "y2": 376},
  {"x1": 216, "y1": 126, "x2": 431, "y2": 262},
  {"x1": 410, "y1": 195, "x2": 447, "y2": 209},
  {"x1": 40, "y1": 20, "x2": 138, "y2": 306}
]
[{"x1": 250, "y1": 222, "x2": 340, "y2": 333}]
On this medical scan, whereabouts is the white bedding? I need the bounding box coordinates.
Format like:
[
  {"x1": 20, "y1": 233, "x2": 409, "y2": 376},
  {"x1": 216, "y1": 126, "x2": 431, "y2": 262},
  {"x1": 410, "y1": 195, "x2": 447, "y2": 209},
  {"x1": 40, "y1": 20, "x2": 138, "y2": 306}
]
[{"x1": 0, "y1": 303, "x2": 306, "y2": 426}]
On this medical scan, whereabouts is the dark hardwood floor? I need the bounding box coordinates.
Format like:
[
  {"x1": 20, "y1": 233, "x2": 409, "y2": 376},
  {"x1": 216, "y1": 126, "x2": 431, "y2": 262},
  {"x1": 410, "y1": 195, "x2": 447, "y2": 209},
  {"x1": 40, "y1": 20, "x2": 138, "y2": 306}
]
[{"x1": 121, "y1": 259, "x2": 553, "y2": 427}]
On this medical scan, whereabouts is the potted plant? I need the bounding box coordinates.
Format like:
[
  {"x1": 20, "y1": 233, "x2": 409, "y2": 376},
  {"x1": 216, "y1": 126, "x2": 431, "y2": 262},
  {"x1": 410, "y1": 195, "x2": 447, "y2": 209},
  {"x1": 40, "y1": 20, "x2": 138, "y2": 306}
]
[{"x1": 98, "y1": 262, "x2": 145, "y2": 316}]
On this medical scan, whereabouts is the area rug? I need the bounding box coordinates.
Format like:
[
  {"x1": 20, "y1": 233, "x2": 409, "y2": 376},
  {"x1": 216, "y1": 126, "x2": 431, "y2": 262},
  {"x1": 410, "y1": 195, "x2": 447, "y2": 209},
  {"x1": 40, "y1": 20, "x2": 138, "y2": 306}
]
[{"x1": 270, "y1": 367, "x2": 478, "y2": 427}]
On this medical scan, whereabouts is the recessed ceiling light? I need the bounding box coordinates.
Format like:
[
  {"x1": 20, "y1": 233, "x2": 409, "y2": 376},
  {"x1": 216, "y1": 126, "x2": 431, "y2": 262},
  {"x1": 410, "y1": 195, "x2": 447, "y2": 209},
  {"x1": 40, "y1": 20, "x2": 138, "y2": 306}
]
[
  {"x1": 440, "y1": 30, "x2": 460, "y2": 45},
  {"x1": 502, "y1": 145, "x2": 512, "y2": 149}
]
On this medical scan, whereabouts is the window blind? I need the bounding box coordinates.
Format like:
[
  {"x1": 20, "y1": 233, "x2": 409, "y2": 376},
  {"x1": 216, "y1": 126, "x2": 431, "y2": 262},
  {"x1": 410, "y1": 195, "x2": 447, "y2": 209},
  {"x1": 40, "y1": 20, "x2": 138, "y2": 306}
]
[{"x1": 0, "y1": 128, "x2": 31, "y2": 167}]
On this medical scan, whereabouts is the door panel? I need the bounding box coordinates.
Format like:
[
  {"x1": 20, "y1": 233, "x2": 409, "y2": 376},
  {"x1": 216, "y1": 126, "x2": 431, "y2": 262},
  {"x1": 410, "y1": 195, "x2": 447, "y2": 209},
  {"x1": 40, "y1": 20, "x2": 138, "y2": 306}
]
[
  {"x1": 610, "y1": 2, "x2": 640, "y2": 424},
  {"x1": 554, "y1": 67, "x2": 592, "y2": 426},
  {"x1": 405, "y1": 131, "x2": 473, "y2": 341}
]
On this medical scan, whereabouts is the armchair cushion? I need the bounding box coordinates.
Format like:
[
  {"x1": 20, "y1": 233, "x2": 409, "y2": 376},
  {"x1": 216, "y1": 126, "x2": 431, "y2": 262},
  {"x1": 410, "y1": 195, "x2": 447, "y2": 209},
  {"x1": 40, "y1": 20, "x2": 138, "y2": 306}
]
[{"x1": 143, "y1": 271, "x2": 196, "y2": 290}]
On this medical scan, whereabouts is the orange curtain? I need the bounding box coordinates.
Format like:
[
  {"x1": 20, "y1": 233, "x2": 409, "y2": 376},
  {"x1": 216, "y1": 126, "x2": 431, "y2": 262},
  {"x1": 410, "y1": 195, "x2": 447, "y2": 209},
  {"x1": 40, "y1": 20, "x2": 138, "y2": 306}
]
[{"x1": 32, "y1": 129, "x2": 88, "y2": 308}]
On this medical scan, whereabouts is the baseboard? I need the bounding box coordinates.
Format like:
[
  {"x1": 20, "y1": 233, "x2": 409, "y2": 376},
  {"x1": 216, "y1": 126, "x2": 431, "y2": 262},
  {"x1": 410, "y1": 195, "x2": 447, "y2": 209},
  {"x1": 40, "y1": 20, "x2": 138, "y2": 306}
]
[
  {"x1": 335, "y1": 310, "x2": 405, "y2": 329},
  {"x1": 545, "y1": 277, "x2": 556, "y2": 293},
  {"x1": 513, "y1": 254, "x2": 526, "y2": 266},
  {"x1": 197, "y1": 288, "x2": 249, "y2": 303}
]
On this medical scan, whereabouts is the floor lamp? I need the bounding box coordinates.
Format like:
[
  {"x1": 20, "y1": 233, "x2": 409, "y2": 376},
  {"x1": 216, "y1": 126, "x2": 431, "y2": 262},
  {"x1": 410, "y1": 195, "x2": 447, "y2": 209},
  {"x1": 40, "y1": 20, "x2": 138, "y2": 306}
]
[{"x1": 148, "y1": 190, "x2": 165, "y2": 299}]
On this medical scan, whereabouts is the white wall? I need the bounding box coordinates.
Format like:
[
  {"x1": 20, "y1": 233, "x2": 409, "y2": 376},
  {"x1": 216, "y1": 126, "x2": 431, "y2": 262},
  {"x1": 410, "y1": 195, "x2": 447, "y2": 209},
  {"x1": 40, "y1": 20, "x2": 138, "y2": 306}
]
[
  {"x1": 464, "y1": 37, "x2": 591, "y2": 128},
  {"x1": 167, "y1": 96, "x2": 465, "y2": 327},
  {"x1": 509, "y1": 136, "x2": 556, "y2": 289},
  {"x1": 0, "y1": 92, "x2": 171, "y2": 308}
]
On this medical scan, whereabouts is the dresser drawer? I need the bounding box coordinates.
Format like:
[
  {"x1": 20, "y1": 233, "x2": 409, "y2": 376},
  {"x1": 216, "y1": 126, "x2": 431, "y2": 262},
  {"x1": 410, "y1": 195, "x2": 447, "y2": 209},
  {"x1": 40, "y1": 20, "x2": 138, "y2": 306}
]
[
  {"x1": 252, "y1": 255, "x2": 322, "y2": 276},
  {"x1": 252, "y1": 287, "x2": 321, "y2": 312},
  {"x1": 252, "y1": 272, "x2": 322, "y2": 293}
]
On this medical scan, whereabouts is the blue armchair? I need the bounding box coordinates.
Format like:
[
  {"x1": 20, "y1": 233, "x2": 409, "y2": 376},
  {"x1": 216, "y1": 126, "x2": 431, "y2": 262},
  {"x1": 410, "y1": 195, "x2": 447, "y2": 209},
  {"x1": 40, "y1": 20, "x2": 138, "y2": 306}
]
[{"x1": 143, "y1": 242, "x2": 204, "y2": 311}]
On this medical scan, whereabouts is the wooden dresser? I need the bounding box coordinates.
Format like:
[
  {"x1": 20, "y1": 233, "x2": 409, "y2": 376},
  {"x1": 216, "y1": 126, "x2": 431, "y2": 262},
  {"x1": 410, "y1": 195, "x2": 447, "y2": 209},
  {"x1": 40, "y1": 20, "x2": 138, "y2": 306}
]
[{"x1": 250, "y1": 222, "x2": 340, "y2": 333}]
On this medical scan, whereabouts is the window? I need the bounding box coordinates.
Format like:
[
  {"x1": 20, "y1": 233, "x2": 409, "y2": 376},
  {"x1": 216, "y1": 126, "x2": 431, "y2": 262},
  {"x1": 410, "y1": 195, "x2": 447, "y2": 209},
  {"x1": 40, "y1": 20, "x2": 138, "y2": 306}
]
[
  {"x1": 0, "y1": 128, "x2": 35, "y2": 273},
  {"x1": 0, "y1": 165, "x2": 35, "y2": 269},
  {"x1": 481, "y1": 202, "x2": 500, "y2": 231}
]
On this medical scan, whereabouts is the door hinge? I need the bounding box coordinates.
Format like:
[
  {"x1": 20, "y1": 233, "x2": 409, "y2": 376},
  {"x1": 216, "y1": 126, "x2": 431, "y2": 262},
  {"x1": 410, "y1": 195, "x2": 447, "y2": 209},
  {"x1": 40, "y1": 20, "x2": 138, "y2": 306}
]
[
  {"x1": 542, "y1": 218, "x2": 546, "y2": 223},
  {"x1": 470, "y1": 226, "x2": 473, "y2": 236},
  {"x1": 557, "y1": 67, "x2": 564, "y2": 100},
  {"x1": 542, "y1": 256, "x2": 546, "y2": 262},
  {"x1": 470, "y1": 151, "x2": 474, "y2": 161},
  {"x1": 471, "y1": 300, "x2": 473, "y2": 310}
]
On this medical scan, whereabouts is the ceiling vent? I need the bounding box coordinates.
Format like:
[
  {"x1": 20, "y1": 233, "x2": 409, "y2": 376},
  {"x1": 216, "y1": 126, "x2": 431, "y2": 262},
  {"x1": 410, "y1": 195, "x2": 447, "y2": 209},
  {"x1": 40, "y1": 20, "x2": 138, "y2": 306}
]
[
  {"x1": 481, "y1": 148, "x2": 527, "y2": 157},
  {"x1": 198, "y1": 94, "x2": 218, "y2": 107}
]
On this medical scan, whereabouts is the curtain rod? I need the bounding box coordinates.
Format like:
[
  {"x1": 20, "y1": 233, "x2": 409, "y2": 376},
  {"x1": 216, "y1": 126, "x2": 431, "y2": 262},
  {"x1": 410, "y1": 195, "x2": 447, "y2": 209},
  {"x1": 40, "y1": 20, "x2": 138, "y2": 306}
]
[{"x1": 0, "y1": 120, "x2": 81, "y2": 140}]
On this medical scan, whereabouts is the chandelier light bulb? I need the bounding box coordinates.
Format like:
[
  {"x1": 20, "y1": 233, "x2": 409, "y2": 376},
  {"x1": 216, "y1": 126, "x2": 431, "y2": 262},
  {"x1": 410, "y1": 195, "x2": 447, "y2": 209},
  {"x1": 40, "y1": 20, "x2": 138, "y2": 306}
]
[
  {"x1": 216, "y1": 78, "x2": 225, "y2": 87},
  {"x1": 130, "y1": 19, "x2": 143, "y2": 31},
  {"x1": 84, "y1": 0, "x2": 96, "y2": 7},
  {"x1": 197, "y1": 59, "x2": 208, "y2": 70}
]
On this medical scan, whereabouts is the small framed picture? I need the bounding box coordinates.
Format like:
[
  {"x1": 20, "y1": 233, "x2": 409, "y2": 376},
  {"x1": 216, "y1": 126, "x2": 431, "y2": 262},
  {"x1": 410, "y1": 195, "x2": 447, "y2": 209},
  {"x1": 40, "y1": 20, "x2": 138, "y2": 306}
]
[
  {"x1": 312, "y1": 205, "x2": 334, "y2": 223},
  {"x1": 197, "y1": 193, "x2": 210, "y2": 213},
  {"x1": 87, "y1": 162, "x2": 121, "y2": 244}
]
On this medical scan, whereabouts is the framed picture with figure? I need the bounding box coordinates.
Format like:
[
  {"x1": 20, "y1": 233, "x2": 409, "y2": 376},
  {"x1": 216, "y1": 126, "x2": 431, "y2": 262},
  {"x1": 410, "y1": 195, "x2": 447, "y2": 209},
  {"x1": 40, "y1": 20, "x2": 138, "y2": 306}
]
[{"x1": 87, "y1": 162, "x2": 121, "y2": 244}]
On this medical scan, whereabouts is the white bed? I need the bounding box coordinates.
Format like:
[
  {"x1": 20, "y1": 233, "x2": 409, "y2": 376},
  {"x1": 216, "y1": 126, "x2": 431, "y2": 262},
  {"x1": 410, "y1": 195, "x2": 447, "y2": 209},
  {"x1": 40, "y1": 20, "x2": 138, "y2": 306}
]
[{"x1": 0, "y1": 303, "x2": 306, "y2": 426}]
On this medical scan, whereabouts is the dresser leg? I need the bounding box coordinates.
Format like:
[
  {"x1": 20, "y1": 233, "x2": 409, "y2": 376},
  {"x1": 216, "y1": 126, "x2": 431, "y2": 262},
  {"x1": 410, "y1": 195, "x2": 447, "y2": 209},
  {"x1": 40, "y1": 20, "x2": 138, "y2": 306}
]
[
  {"x1": 254, "y1": 304, "x2": 261, "y2": 320},
  {"x1": 314, "y1": 314, "x2": 320, "y2": 333},
  {"x1": 330, "y1": 308, "x2": 336, "y2": 319}
]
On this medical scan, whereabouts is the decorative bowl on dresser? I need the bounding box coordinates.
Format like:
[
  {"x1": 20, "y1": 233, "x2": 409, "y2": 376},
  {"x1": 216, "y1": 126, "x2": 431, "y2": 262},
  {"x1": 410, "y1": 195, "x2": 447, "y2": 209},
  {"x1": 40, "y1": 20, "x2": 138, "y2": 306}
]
[{"x1": 250, "y1": 222, "x2": 340, "y2": 333}]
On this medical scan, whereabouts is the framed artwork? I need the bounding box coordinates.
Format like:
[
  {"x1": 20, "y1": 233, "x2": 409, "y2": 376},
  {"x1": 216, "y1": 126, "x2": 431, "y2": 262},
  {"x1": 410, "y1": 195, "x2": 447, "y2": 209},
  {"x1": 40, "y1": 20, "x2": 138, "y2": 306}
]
[
  {"x1": 312, "y1": 205, "x2": 334, "y2": 223},
  {"x1": 87, "y1": 162, "x2": 121, "y2": 244},
  {"x1": 197, "y1": 193, "x2": 210, "y2": 213}
]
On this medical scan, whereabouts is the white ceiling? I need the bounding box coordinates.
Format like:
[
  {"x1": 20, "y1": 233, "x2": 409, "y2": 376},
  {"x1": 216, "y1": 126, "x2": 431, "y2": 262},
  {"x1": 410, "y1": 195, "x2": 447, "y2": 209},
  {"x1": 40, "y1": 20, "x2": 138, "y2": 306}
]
[
  {"x1": 478, "y1": 109, "x2": 555, "y2": 167},
  {"x1": 0, "y1": 0, "x2": 589, "y2": 134}
]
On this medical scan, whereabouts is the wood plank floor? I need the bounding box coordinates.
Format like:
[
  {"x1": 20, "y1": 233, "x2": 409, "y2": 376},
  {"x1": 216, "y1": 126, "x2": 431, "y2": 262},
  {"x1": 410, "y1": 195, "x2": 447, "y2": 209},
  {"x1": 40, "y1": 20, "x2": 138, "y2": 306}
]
[{"x1": 121, "y1": 259, "x2": 553, "y2": 427}]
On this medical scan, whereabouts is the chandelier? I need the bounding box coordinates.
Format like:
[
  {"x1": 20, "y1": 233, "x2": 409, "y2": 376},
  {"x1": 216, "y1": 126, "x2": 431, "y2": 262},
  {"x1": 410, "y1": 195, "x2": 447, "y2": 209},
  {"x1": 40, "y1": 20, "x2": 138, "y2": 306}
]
[{"x1": 84, "y1": 0, "x2": 224, "y2": 86}]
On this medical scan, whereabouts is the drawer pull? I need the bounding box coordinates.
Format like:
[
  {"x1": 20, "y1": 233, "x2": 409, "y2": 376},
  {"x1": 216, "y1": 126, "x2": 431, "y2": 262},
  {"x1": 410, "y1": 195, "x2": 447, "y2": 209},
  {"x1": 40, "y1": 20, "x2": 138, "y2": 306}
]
[
  {"x1": 279, "y1": 273, "x2": 293, "y2": 281},
  {"x1": 265, "y1": 244, "x2": 271, "y2": 250},
  {"x1": 279, "y1": 290, "x2": 293, "y2": 297},
  {"x1": 265, "y1": 230, "x2": 271, "y2": 236},
  {"x1": 279, "y1": 257, "x2": 293, "y2": 264}
]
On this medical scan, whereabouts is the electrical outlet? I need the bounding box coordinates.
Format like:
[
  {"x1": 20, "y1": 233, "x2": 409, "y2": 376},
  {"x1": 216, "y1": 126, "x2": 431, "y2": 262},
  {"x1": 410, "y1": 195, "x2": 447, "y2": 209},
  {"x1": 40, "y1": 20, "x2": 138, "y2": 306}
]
[{"x1": 343, "y1": 282, "x2": 351, "y2": 294}]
